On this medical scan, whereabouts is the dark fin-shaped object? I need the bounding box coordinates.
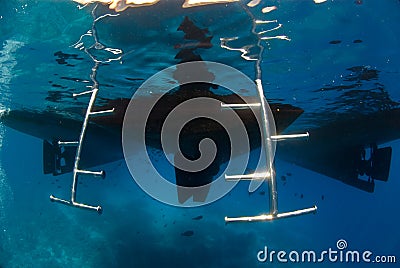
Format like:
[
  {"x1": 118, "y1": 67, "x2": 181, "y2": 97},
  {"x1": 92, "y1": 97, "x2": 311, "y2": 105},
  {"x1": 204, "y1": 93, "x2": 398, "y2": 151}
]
[
  {"x1": 347, "y1": 175, "x2": 375, "y2": 193},
  {"x1": 174, "y1": 155, "x2": 212, "y2": 204},
  {"x1": 175, "y1": 169, "x2": 211, "y2": 203},
  {"x1": 43, "y1": 140, "x2": 56, "y2": 175},
  {"x1": 43, "y1": 140, "x2": 75, "y2": 176},
  {"x1": 277, "y1": 141, "x2": 377, "y2": 192},
  {"x1": 172, "y1": 117, "x2": 229, "y2": 204},
  {"x1": 276, "y1": 108, "x2": 400, "y2": 193},
  {"x1": 371, "y1": 146, "x2": 392, "y2": 181}
]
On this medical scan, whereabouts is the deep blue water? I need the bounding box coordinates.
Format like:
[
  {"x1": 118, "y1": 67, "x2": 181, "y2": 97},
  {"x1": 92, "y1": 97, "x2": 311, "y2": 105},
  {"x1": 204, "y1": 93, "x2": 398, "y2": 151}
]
[{"x1": 0, "y1": 0, "x2": 400, "y2": 267}]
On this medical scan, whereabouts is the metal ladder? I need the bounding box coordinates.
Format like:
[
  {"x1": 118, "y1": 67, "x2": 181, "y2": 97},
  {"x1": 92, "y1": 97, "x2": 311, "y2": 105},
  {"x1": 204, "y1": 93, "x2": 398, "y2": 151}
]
[
  {"x1": 223, "y1": 79, "x2": 317, "y2": 222},
  {"x1": 49, "y1": 83, "x2": 114, "y2": 214},
  {"x1": 222, "y1": 3, "x2": 317, "y2": 222},
  {"x1": 49, "y1": 4, "x2": 116, "y2": 213}
]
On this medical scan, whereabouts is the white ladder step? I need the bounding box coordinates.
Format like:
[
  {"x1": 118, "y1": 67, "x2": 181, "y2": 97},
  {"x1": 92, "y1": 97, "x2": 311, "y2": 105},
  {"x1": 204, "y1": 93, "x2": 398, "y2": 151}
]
[
  {"x1": 271, "y1": 132, "x2": 309, "y2": 141},
  {"x1": 72, "y1": 89, "x2": 94, "y2": 98},
  {"x1": 49, "y1": 195, "x2": 71, "y2": 205},
  {"x1": 76, "y1": 169, "x2": 105, "y2": 178},
  {"x1": 221, "y1": 102, "x2": 261, "y2": 110},
  {"x1": 89, "y1": 108, "x2": 115, "y2": 116},
  {"x1": 225, "y1": 205, "x2": 317, "y2": 223},
  {"x1": 58, "y1": 141, "x2": 79, "y2": 146},
  {"x1": 225, "y1": 172, "x2": 271, "y2": 181},
  {"x1": 50, "y1": 195, "x2": 102, "y2": 214}
]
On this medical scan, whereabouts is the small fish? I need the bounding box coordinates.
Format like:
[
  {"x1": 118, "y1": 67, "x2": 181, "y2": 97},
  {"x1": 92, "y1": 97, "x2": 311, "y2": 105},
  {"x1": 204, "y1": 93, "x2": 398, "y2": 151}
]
[
  {"x1": 300, "y1": 194, "x2": 304, "y2": 199},
  {"x1": 281, "y1": 175, "x2": 287, "y2": 181},
  {"x1": 286, "y1": 172, "x2": 292, "y2": 176},
  {"x1": 259, "y1": 191, "x2": 265, "y2": 196},
  {"x1": 322, "y1": 195, "x2": 325, "y2": 200},
  {"x1": 192, "y1": 215, "x2": 203, "y2": 220},
  {"x1": 329, "y1": 40, "x2": 342, "y2": 44},
  {"x1": 125, "y1": 77, "x2": 145, "y2": 82},
  {"x1": 181, "y1": 230, "x2": 194, "y2": 237},
  {"x1": 353, "y1": 39, "x2": 363, "y2": 43}
]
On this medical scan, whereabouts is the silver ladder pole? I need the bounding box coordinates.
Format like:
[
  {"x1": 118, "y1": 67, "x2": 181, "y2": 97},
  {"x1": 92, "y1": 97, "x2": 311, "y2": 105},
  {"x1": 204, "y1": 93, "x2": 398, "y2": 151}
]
[
  {"x1": 71, "y1": 86, "x2": 100, "y2": 205},
  {"x1": 255, "y1": 79, "x2": 278, "y2": 216}
]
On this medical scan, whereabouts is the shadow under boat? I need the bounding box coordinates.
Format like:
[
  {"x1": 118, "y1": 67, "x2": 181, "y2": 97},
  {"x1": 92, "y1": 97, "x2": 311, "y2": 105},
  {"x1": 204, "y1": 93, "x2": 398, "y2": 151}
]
[
  {"x1": 1, "y1": 89, "x2": 302, "y2": 203},
  {"x1": 2, "y1": 93, "x2": 399, "y2": 198},
  {"x1": 277, "y1": 109, "x2": 400, "y2": 193}
]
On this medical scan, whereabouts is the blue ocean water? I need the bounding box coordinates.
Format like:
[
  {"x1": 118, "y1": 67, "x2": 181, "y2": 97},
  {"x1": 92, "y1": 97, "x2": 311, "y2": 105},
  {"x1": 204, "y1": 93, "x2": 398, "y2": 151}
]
[{"x1": 0, "y1": 0, "x2": 400, "y2": 267}]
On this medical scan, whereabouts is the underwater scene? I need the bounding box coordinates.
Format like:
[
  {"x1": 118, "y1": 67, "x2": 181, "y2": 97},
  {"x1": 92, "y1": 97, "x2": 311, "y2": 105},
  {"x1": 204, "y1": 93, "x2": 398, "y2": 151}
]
[{"x1": 0, "y1": 0, "x2": 399, "y2": 267}]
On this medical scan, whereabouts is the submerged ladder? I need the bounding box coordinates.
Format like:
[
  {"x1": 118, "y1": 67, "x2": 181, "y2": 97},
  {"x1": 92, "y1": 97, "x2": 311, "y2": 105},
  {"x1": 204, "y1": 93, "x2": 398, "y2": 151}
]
[
  {"x1": 49, "y1": 87, "x2": 114, "y2": 214},
  {"x1": 49, "y1": 4, "x2": 116, "y2": 214},
  {"x1": 223, "y1": 79, "x2": 317, "y2": 223},
  {"x1": 220, "y1": 2, "x2": 317, "y2": 223}
]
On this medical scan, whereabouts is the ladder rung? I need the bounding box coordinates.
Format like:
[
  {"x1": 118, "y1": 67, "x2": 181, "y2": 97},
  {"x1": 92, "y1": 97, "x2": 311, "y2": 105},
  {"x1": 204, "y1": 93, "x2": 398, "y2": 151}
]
[
  {"x1": 271, "y1": 132, "x2": 309, "y2": 141},
  {"x1": 58, "y1": 141, "x2": 79, "y2": 146},
  {"x1": 225, "y1": 172, "x2": 271, "y2": 181},
  {"x1": 72, "y1": 202, "x2": 102, "y2": 214},
  {"x1": 89, "y1": 108, "x2": 115, "y2": 116},
  {"x1": 72, "y1": 89, "x2": 94, "y2": 98},
  {"x1": 221, "y1": 103, "x2": 261, "y2": 110},
  {"x1": 50, "y1": 195, "x2": 71, "y2": 205},
  {"x1": 76, "y1": 169, "x2": 105, "y2": 178},
  {"x1": 225, "y1": 205, "x2": 317, "y2": 223},
  {"x1": 50, "y1": 195, "x2": 102, "y2": 214}
]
